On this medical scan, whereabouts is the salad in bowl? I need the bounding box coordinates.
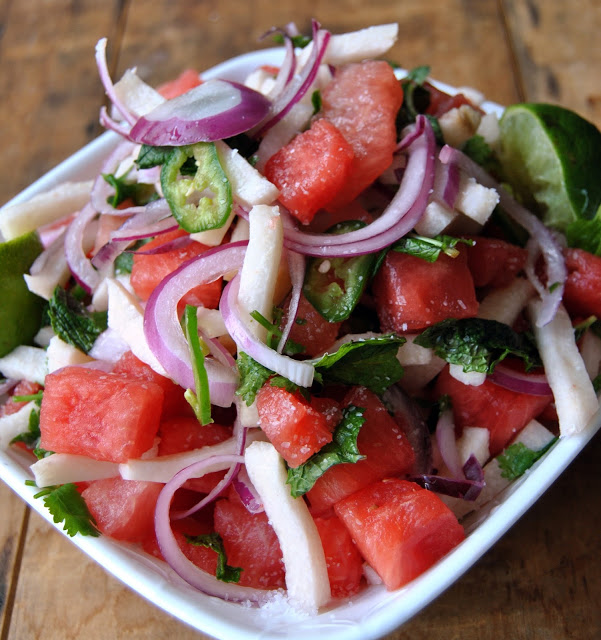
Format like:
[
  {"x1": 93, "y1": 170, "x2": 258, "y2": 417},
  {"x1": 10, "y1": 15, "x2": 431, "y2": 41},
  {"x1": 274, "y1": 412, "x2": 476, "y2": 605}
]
[{"x1": 1, "y1": 19, "x2": 600, "y2": 639}]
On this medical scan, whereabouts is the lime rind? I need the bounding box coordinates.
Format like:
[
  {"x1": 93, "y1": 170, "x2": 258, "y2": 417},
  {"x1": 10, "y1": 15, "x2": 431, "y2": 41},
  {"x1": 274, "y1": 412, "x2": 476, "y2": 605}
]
[{"x1": 498, "y1": 103, "x2": 601, "y2": 232}]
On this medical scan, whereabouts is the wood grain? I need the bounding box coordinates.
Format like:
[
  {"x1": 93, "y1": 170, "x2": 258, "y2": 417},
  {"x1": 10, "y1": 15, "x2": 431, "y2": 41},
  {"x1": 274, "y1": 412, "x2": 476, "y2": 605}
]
[{"x1": 0, "y1": 0, "x2": 600, "y2": 638}]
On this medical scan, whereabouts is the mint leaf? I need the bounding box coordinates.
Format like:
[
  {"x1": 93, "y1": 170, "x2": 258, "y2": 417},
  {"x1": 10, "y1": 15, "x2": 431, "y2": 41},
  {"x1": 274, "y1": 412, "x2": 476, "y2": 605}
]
[
  {"x1": 35, "y1": 483, "x2": 100, "y2": 537},
  {"x1": 102, "y1": 173, "x2": 156, "y2": 207},
  {"x1": 406, "y1": 65, "x2": 430, "y2": 85},
  {"x1": 462, "y1": 134, "x2": 501, "y2": 175},
  {"x1": 312, "y1": 335, "x2": 405, "y2": 394},
  {"x1": 414, "y1": 318, "x2": 541, "y2": 373},
  {"x1": 286, "y1": 405, "x2": 366, "y2": 497},
  {"x1": 10, "y1": 403, "x2": 41, "y2": 448},
  {"x1": 392, "y1": 234, "x2": 473, "y2": 262},
  {"x1": 235, "y1": 351, "x2": 273, "y2": 406},
  {"x1": 47, "y1": 286, "x2": 108, "y2": 354},
  {"x1": 497, "y1": 438, "x2": 558, "y2": 481},
  {"x1": 185, "y1": 532, "x2": 242, "y2": 583}
]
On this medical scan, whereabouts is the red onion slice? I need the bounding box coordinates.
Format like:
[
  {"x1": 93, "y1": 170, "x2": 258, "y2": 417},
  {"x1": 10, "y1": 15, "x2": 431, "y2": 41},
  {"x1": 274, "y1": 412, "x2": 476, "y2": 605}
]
[
  {"x1": 438, "y1": 145, "x2": 566, "y2": 326},
  {"x1": 64, "y1": 203, "x2": 103, "y2": 294},
  {"x1": 489, "y1": 363, "x2": 553, "y2": 396},
  {"x1": 253, "y1": 20, "x2": 330, "y2": 138},
  {"x1": 154, "y1": 453, "x2": 272, "y2": 604},
  {"x1": 143, "y1": 241, "x2": 247, "y2": 405},
  {"x1": 220, "y1": 274, "x2": 315, "y2": 387},
  {"x1": 95, "y1": 39, "x2": 137, "y2": 127},
  {"x1": 277, "y1": 249, "x2": 305, "y2": 353},
  {"x1": 233, "y1": 466, "x2": 264, "y2": 514},
  {"x1": 410, "y1": 455, "x2": 485, "y2": 501},
  {"x1": 435, "y1": 406, "x2": 464, "y2": 480},
  {"x1": 281, "y1": 115, "x2": 436, "y2": 257},
  {"x1": 129, "y1": 79, "x2": 271, "y2": 147}
]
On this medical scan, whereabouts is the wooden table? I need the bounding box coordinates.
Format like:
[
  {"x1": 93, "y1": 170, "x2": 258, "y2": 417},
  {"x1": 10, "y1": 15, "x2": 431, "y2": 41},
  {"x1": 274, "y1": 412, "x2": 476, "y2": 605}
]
[{"x1": 1, "y1": 1, "x2": 600, "y2": 638}]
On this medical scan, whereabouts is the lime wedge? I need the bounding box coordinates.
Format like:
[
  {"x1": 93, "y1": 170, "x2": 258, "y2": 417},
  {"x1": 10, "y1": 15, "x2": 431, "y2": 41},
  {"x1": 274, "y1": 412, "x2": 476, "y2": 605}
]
[
  {"x1": 498, "y1": 103, "x2": 601, "y2": 231},
  {"x1": 0, "y1": 232, "x2": 45, "y2": 358}
]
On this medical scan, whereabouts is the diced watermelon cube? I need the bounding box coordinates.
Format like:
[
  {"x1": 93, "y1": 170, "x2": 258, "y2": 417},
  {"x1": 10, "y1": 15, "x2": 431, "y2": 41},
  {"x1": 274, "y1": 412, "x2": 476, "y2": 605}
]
[
  {"x1": 264, "y1": 118, "x2": 354, "y2": 225},
  {"x1": 373, "y1": 247, "x2": 478, "y2": 332},
  {"x1": 434, "y1": 365, "x2": 552, "y2": 456},
  {"x1": 307, "y1": 386, "x2": 415, "y2": 514},
  {"x1": 256, "y1": 385, "x2": 333, "y2": 468},
  {"x1": 313, "y1": 513, "x2": 364, "y2": 598},
  {"x1": 82, "y1": 477, "x2": 163, "y2": 543},
  {"x1": 213, "y1": 498, "x2": 285, "y2": 589},
  {"x1": 334, "y1": 478, "x2": 465, "y2": 590},
  {"x1": 464, "y1": 236, "x2": 528, "y2": 289},
  {"x1": 562, "y1": 247, "x2": 601, "y2": 318},
  {"x1": 39, "y1": 366, "x2": 164, "y2": 463}
]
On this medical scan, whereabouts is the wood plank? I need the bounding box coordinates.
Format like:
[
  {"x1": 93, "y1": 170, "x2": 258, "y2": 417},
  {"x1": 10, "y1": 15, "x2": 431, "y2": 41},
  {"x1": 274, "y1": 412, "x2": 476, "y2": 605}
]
[
  {"x1": 6, "y1": 510, "x2": 207, "y2": 640},
  {"x1": 502, "y1": 0, "x2": 601, "y2": 127},
  {"x1": 0, "y1": 485, "x2": 28, "y2": 636},
  {"x1": 0, "y1": 0, "x2": 126, "y2": 203}
]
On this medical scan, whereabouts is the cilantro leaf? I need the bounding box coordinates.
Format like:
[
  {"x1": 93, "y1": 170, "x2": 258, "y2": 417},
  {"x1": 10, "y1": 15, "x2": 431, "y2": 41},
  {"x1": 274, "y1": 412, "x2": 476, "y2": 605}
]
[
  {"x1": 185, "y1": 532, "x2": 242, "y2": 582},
  {"x1": 391, "y1": 234, "x2": 474, "y2": 262},
  {"x1": 414, "y1": 318, "x2": 541, "y2": 373},
  {"x1": 102, "y1": 173, "x2": 156, "y2": 207},
  {"x1": 34, "y1": 483, "x2": 100, "y2": 537},
  {"x1": 312, "y1": 335, "x2": 405, "y2": 394},
  {"x1": 497, "y1": 438, "x2": 558, "y2": 481},
  {"x1": 286, "y1": 405, "x2": 366, "y2": 497},
  {"x1": 406, "y1": 65, "x2": 431, "y2": 85},
  {"x1": 10, "y1": 404, "x2": 41, "y2": 448},
  {"x1": 235, "y1": 351, "x2": 273, "y2": 406},
  {"x1": 47, "y1": 286, "x2": 107, "y2": 354}
]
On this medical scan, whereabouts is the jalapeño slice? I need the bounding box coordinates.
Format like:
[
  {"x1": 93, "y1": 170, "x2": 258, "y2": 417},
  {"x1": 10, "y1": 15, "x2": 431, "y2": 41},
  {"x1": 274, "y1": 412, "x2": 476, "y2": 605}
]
[
  {"x1": 161, "y1": 142, "x2": 232, "y2": 233},
  {"x1": 303, "y1": 220, "x2": 378, "y2": 322}
]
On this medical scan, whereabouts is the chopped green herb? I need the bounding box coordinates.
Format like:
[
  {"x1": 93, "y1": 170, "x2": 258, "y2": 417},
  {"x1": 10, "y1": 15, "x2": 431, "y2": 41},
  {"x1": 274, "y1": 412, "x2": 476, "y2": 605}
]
[
  {"x1": 392, "y1": 234, "x2": 474, "y2": 262},
  {"x1": 497, "y1": 438, "x2": 558, "y2": 481},
  {"x1": 286, "y1": 404, "x2": 366, "y2": 497},
  {"x1": 34, "y1": 483, "x2": 100, "y2": 537},
  {"x1": 415, "y1": 318, "x2": 541, "y2": 373},
  {"x1": 102, "y1": 173, "x2": 156, "y2": 207},
  {"x1": 462, "y1": 134, "x2": 501, "y2": 175},
  {"x1": 249, "y1": 310, "x2": 305, "y2": 355},
  {"x1": 47, "y1": 286, "x2": 108, "y2": 354},
  {"x1": 235, "y1": 351, "x2": 273, "y2": 406},
  {"x1": 10, "y1": 403, "x2": 41, "y2": 448},
  {"x1": 311, "y1": 89, "x2": 322, "y2": 115},
  {"x1": 271, "y1": 32, "x2": 312, "y2": 48},
  {"x1": 185, "y1": 532, "x2": 242, "y2": 582}
]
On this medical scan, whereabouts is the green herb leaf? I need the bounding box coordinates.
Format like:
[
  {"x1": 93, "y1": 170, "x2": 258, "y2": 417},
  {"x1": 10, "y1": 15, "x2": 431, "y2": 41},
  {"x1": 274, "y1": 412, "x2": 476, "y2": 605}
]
[
  {"x1": 311, "y1": 89, "x2": 322, "y2": 115},
  {"x1": 462, "y1": 134, "x2": 501, "y2": 175},
  {"x1": 312, "y1": 335, "x2": 405, "y2": 394},
  {"x1": 286, "y1": 404, "x2": 366, "y2": 497},
  {"x1": 249, "y1": 309, "x2": 305, "y2": 355},
  {"x1": 135, "y1": 144, "x2": 174, "y2": 169},
  {"x1": 414, "y1": 318, "x2": 541, "y2": 373},
  {"x1": 406, "y1": 65, "x2": 431, "y2": 85},
  {"x1": 10, "y1": 403, "x2": 41, "y2": 448},
  {"x1": 35, "y1": 483, "x2": 100, "y2": 537},
  {"x1": 271, "y1": 32, "x2": 312, "y2": 48},
  {"x1": 102, "y1": 173, "x2": 156, "y2": 207},
  {"x1": 235, "y1": 351, "x2": 273, "y2": 406},
  {"x1": 47, "y1": 286, "x2": 108, "y2": 354},
  {"x1": 497, "y1": 438, "x2": 558, "y2": 481},
  {"x1": 392, "y1": 234, "x2": 474, "y2": 262},
  {"x1": 185, "y1": 532, "x2": 242, "y2": 583},
  {"x1": 566, "y1": 212, "x2": 601, "y2": 256},
  {"x1": 182, "y1": 305, "x2": 213, "y2": 425}
]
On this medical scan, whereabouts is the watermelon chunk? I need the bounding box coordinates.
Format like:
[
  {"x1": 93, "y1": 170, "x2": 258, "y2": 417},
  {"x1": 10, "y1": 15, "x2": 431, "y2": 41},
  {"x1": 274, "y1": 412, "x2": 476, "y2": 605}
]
[
  {"x1": 562, "y1": 247, "x2": 601, "y2": 318},
  {"x1": 464, "y1": 236, "x2": 528, "y2": 289},
  {"x1": 334, "y1": 478, "x2": 465, "y2": 590},
  {"x1": 320, "y1": 60, "x2": 404, "y2": 209},
  {"x1": 373, "y1": 247, "x2": 478, "y2": 332},
  {"x1": 264, "y1": 118, "x2": 354, "y2": 225},
  {"x1": 39, "y1": 366, "x2": 164, "y2": 463},
  {"x1": 82, "y1": 477, "x2": 162, "y2": 543},
  {"x1": 213, "y1": 498, "x2": 285, "y2": 589},
  {"x1": 307, "y1": 386, "x2": 415, "y2": 514},
  {"x1": 256, "y1": 384, "x2": 333, "y2": 468}
]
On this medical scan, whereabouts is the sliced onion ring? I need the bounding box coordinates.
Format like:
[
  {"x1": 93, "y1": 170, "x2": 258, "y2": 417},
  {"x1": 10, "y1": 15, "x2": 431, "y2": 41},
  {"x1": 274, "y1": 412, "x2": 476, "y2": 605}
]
[
  {"x1": 489, "y1": 364, "x2": 553, "y2": 396},
  {"x1": 129, "y1": 79, "x2": 271, "y2": 146},
  {"x1": 154, "y1": 453, "x2": 272, "y2": 603}
]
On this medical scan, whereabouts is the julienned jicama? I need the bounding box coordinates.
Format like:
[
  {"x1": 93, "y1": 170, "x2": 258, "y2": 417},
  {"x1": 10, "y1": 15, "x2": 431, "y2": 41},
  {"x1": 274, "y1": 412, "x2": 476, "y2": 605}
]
[{"x1": 1, "y1": 19, "x2": 600, "y2": 615}]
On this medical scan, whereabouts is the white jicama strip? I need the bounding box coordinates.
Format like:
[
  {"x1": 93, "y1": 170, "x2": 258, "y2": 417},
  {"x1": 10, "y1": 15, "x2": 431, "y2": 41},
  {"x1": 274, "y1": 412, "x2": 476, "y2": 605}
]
[
  {"x1": 215, "y1": 141, "x2": 280, "y2": 206},
  {"x1": 396, "y1": 334, "x2": 434, "y2": 366},
  {"x1": 0, "y1": 181, "x2": 93, "y2": 240},
  {"x1": 529, "y1": 299, "x2": 598, "y2": 436},
  {"x1": 237, "y1": 205, "x2": 283, "y2": 341},
  {"x1": 414, "y1": 200, "x2": 458, "y2": 237},
  {"x1": 46, "y1": 336, "x2": 93, "y2": 373},
  {"x1": 34, "y1": 326, "x2": 55, "y2": 348},
  {"x1": 453, "y1": 173, "x2": 499, "y2": 226},
  {"x1": 106, "y1": 277, "x2": 168, "y2": 377},
  {"x1": 24, "y1": 234, "x2": 71, "y2": 301},
  {"x1": 438, "y1": 105, "x2": 482, "y2": 149},
  {"x1": 477, "y1": 277, "x2": 535, "y2": 326},
  {"x1": 456, "y1": 427, "x2": 490, "y2": 466},
  {"x1": 0, "y1": 402, "x2": 37, "y2": 450},
  {"x1": 112, "y1": 69, "x2": 165, "y2": 117},
  {"x1": 120, "y1": 430, "x2": 265, "y2": 482},
  {"x1": 323, "y1": 23, "x2": 398, "y2": 65},
  {"x1": 449, "y1": 363, "x2": 486, "y2": 387},
  {"x1": 244, "y1": 441, "x2": 331, "y2": 612},
  {"x1": 0, "y1": 346, "x2": 47, "y2": 385},
  {"x1": 30, "y1": 453, "x2": 119, "y2": 487}
]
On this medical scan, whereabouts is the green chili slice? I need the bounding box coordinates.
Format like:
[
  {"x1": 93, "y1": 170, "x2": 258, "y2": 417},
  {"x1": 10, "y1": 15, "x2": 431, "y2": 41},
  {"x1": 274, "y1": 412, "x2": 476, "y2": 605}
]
[
  {"x1": 161, "y1": 142, "x2": 232, "y2": 233},
  {"x1": 303, "y1": 220, "x2": 378, "y2": 322}
]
